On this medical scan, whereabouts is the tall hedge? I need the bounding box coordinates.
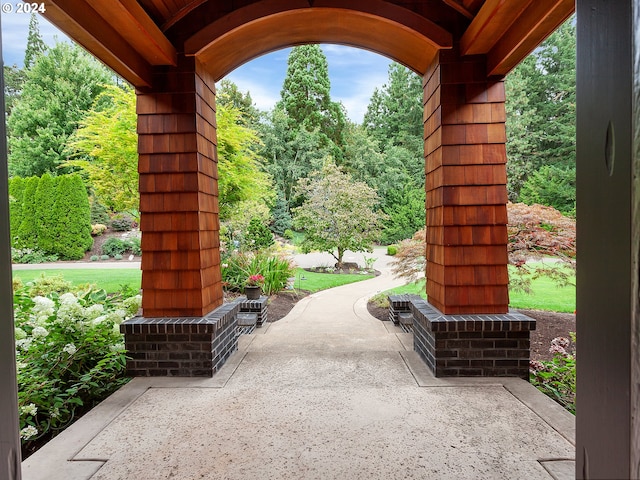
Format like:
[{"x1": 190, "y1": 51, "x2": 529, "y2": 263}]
[
  {"x1": 52, "y1": 174, "x2": 93, "y2": 259},
  {"x1": 35, "y1": 173, "x2": 57, "y2": 254},
  {"x1": 17, "y1": 176, "x2": 40, "y2": 249},
  {"x1": 8, "y1": 176, "x2": 25, "y2": 247}
]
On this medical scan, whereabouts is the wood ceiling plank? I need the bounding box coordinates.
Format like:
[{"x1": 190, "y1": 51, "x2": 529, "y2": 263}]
[
  {"x1": 43, "y1": 0, "x2": 153, "y2": 87},
  {"x1": 440, "y1": 0, "x2": 473, "y2": 20},
  {"x1": 87, "y1": 0, "x2": 177, "y2": 65},
  {"x1": 486, "y1": 0, "x2": 574, "y2": 76},
  {"x1": 460, "y1": 0, "x2": 533, "y2": 56}
]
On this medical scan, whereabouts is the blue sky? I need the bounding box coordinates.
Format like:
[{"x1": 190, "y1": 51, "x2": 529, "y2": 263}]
[{"x1": 1, "y1": 12, "x2": 392, "y2": 123}]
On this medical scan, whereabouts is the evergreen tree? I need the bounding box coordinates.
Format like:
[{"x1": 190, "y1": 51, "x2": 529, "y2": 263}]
[
  {"x1": 52, "y1": 174, "x2": 93, "y2": 260},
  {"x1": 34, "y1": 173, "x2": 57, "y2": 254},
  {"x1": 270, "y1": 190, "x2": 292, "y2": 236},
  {"x1": 277, "y1": 45, "x2": 346, "y2": 147},
  {"x1": 24, "y1": 13, "x2": 47, "y2": 69},
  {"x1": 8, "y1": 177, "x2": 26, "y2": 246},
  {"x1": 4, "y1": 65, "x2": 26, "y2": 116},
  {"x1": 17, "y1": 176, "x2": 40, "y2": 249},
  {"x1": 8, "y1": 42, "x2": 113, "y2": 177},
  {"x1": 217, "y1": 79, "x2": 261, "y2": 128}
]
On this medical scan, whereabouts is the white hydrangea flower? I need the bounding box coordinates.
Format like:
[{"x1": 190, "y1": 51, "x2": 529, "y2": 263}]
[
  {"x1": 123, "y1": 295, "x2": 142, "y2": 316},
  {"x1": 31, "y1": 326, "x2": 49, "y2": 339},
  {"x1": 50, "y1": 407, "x2": 60, "y2": 419},
  {"x1": 59, "y1": 292, "x2": 77, "y2": 305},
  {"x1": 56, "y1": 301, "x2": 85, "y2": 325},
  {"x1": 20, "y1": 425, "x2": 38, "y2": 440},
  {"x1": 109, "y1": 342, "x2": 125, "y2": 353},
  {"x1": 16, "y1": 338, "x2": 32, "y2": 351},
  {"x1": 20, "y1": 403, "x2": 38, "y2": 417},
  {"x1": 92, "y1": 315, "x2": 108, "y2": 325},
  {"x1": 31, "y1": 296, "x2": 55, "y2": 317},
  {"x1": 63, "y1": 343, "x2": 77, "y2": 355},
  {"x1": 14, "y1": 327, "x2": 27, "y2": 340},
  {"x1": 85, "y1": 304, "x2": 104, "y2": 320}
]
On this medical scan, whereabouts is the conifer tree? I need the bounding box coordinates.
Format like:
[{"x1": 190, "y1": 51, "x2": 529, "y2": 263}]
[
  {"x1": 17, "y1": 176, "x2": 40, "y2": 249},
  {"x1": 8, "y1": 177, "x2": 25, "y2": 246},
  {"x1": 52, "y1": 174, "x2": 92, "y2": 260},
  {"x1": 24, "y1": 13, "x2": 47, "y2": 69},
  {"x1": 34, "y1": 173, "x2": 57, "y2": 254}
]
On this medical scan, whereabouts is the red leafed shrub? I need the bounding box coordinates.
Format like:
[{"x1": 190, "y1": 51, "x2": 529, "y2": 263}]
[{"x1": 392, "y1": 203, "x2": 576, "y2": 292}]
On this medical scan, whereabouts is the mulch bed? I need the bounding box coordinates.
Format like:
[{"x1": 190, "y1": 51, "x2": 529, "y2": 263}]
[{"x1": 267, "y1": 294, "x2": 575, "y2": 362}]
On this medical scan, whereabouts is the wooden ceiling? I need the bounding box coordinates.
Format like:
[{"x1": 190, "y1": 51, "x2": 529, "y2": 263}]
[{"x1": 41, "y1": 0, "x2": 574, "y2": 88}]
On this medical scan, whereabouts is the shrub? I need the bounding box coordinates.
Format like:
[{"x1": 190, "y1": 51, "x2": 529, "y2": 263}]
[
  {"x1": 91, "y1": 224, "x2": 107, "y2": 236},
  {"x1": 519, "y1": 165, "x2": 576, "y2": 217},
  {"x1": 246, "y1": 217, "x2": 274, "y2": 251},
  {"x1": 52, "y1": 175, "x2": 93, "y2": 260},
  {"x1": 11, "y1": 248, "x2": 58, "y2": 264},
  {"x1": 110, "y1": 215, "x2": 133, "y2": 232},
  {"x1": 17, "y1": 176, "x2": 40, "y2": 250},
  {"x1": 530, "y1": 334, "x2": 576, "y2": 414},
  {"x1": 387, "y1": 245, "x2": 398, "y2": 256},
  {"x1": 222, "y1": 250, "x2": 294, "y2": 295},
  {"x1": 35, "y1": 173, "x2": 57, "y2": 255},
  {"x1": 114, "y1": 254, "x2": 123, "y2": 260},
  {"x1": 127, "y1": 237, "x2": 142, "y2": 256},
  {"x1": 9, "y1": 176, "x2": 26, "y2": 247},
  {"x1": 101, "y1": 238, "x2": 127, "y2": 257},
  {"x1": 13, "y1": 277, "x2": 141, "y2": 457},
  {"x1": 100, "y1": 255, "x2": 110, "y2": 261},
  {"x1": 90, "y1": 255, "x2": 99, "y2": 261},
  {"x1": 283, "y1": 229, "x2": 295, "y2": 240},
  {"x1": 90, "y1": 198, "x2": 110, "y2": 225}
]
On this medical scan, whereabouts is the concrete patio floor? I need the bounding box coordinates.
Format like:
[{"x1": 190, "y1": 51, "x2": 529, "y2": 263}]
[{"x1": 21, "y1": 251, "x2": 575, "y2": 480}]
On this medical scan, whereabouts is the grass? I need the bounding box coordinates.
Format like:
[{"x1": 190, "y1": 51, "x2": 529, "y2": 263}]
[
  {"x1": 292, "y1": 268, "x2": 374, "y2": 293},
  {"x1": 12, "y1": 268, "x2": 142, "y2": 294},
  {"x1": 378, "y1": 263, "x2": 576, "y2": 313},
  {"x1": 12, "y1": 267, "x2": 374, "y2": 296}
]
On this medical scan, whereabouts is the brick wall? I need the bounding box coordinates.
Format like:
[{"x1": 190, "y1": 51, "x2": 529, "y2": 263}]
[{"x1": 410, "y1": 298, "x2": 535, "y2": 379}]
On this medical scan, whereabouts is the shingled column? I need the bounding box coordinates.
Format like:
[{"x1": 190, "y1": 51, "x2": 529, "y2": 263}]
[
  {"x1": 423, "y1": 49, "x2": 509, "y2": 315},
  {"x1": 136, "y1": 56, "x2": 222, "y2": 318}
]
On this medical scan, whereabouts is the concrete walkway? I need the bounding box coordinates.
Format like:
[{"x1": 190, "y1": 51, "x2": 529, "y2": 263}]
[{"x1": 21, "y1": 249, "x2": 575, "y2": 480}]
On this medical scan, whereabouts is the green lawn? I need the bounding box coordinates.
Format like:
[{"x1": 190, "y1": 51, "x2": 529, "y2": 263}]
[
  {"x1": 12, "y1": 266, "x2": 374, "y2": 296},
  {"x1": 383, "y1": 264, "x2": 576, "y2": 313},
  {"x1": 293, "y1": 268, "x2": 374, "y2": 293},
  {"x1": 12, "y1": 268, "x2": 142, "y2": 293}
]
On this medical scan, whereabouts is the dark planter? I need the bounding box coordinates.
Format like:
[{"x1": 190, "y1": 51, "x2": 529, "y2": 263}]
[{"x1": 244, "y1": 285, "x2": 261, "y2": 300}]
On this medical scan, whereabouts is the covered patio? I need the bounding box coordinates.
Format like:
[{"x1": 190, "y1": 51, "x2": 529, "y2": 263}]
[{"x1": 1, "y1": 0, "x2": 639, "y2": 478}]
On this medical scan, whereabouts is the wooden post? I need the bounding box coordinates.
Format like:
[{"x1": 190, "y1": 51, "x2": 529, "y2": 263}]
[
  {"x1": 136, "y1": 56, "x2": 222, "y2": 318},
  {"x1": 424, "y1": 50, "x2": 509, "y2": 315}
]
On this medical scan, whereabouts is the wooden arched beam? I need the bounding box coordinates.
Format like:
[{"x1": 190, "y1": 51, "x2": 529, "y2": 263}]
[{"x1": 184, "y1": 0, "x2": 452, "y2": 80}]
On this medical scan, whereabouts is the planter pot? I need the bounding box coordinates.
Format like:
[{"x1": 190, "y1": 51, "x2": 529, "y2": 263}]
[{"x1": 244, "y1": 285, "x2": 261, "y2": 300}]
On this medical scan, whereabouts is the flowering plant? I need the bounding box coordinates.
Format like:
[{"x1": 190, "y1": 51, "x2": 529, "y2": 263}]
[{"x1": 246, "y1": 274, "x2": 265, "y2": 286}]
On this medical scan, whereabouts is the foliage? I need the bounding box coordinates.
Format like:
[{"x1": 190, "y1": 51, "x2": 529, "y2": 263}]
[
  {"x1": 216, "y1": 79, "x2": 261, "y2": 128},
  {"x1": 100, "y1": 237, "x2": 140, "y2": 257},
  {"x1": 390, "y1": 228, "x2": 426, "y2": 285},
  {"x1": 217, "y1": 104, "x2": 274, "y2": 220},
  {"x1": 363, "y1": 63, "x2": 423, "y2": 153},
  {"x1": 391, "y1": 203, "x2": 576, "y2": 294},
  {"x1": 16, "y1": 176, "x2": 40, "y2": 249},
  {"x1": 91, "y1": 224, "x2": 107, "y2": 236},
  {"x1": 505, "y1": 17, "x2": 576, "y2": 200},
  {"x1": 13, "y1": 275, "x2": 141, "y2": 455},
  {"x1": 277, "y1": 45, "x2": 346, "y2": 148},
  {"x1": 387, "y1": 245, "x2": 398, "y2": 256},
  {"x1": 24, "y1": 13, "x2": 47, "y2": 69},
  {"x1": 66, "y1": 84, "x2": 139, "y2": 214},
  {"x1": 380, "y1": 185, "x2": 425, "y2": 244},
  {"x1": 4, "y1": 64, "x2": 27, "y2": 116},
  {"x1": 11, "y1": 248, "x2": 58, "y2": 264},
  {"x1": 34, "y1": 173, "x2": 57, "y2": 254},
  {"x1": 8, "y1": 176, "x2": 26, "y2": 244},
  {"x1": 519, "y1": 165, "x2": 576, "y2": 216},
  {"x1": 245, "y1": 217, "x2": 274, "y2": 251},
  {"x1": 270, "y1": 190, "x2": 293, "y2": 236},
  {"x1": 507, "y1": 202, "x2": 576, "y2": 293},
  {"x1": 90, "y1": 198, "x2": 110, "y2": 225},
  {"x1": 8, "y1": 42, "x2": 113, "y2": 177},
  {"x1": 51, "y1": 174, "x2": 93, "y2": 260},
  {"x1": 222, "y1": 250, "x2": 294, "y2": 295},
  {"x1": 530, "y1": 334, "x2": 576, "y2": 414},
  {"x1": 293, "y1": 160, "x2": 387, "y2": 267},
  {"x1": 110, "y1": 214, "x2": 134, "y2": 232}
]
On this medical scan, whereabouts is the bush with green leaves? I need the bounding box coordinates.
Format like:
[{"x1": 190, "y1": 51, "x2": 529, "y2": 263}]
[
  {"x1": 13, "y1": 275, "x2": 141, "y2": 456},
  {"x1": 17, "y1": 176, "x2": 40, "y2": 250},
  {"x1": 90, "y1": 198, "x2": 110, "y2": 225},
  {"x1": 9, "y1": 176, "x2": 26, "y2": 246},
  {"x1": 246, "y1": 217, "x2": 274, "y2": 251},
  {"x1": 222, "y1": 250, "x2": 294, "y2": 295},
  {"x1": 100, "y1": 237, "x2": 141, "y2": 257},
  {"x1": 110, "y1": 214, "x2": 134, "y2": 232},
  {"x1": 530, "y1": 334, "x2": 576, "y2": 414},
  {"x1": 52, "y1": 174, "x2": 93, "y2": 260},
  {"x1": 11, "y1": 248, "x2": 58, "y2": 264},
  {"x1": 519, "y1": 165, "x2": 576, "y2": 217}
]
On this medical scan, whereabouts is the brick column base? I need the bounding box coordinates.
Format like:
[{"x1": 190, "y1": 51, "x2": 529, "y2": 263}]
[{"x1": 410, "y1": 298, "x2": 535, "y2": 379}]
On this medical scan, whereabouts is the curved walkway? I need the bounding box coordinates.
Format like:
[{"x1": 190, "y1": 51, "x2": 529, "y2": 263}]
[{"x1": 22, "y1": 249, "x2": 575, "y2": 480}]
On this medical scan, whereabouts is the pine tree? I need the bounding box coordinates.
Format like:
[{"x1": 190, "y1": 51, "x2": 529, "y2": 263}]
[
  {"x1": 270, "y1": 190, "x2": 292, "y2": 235},
  {"x1": 52, "y1": 174, "x2": 93, "y2": 260},
  {"x1": 17, "y1": 176, "x2": 40, "y2": 249},
  {"x1": 34, "y1": 173, "x2": 57, "y2": 254},
  {"x1": 277, "y1": 45, "x2": 346, "y2": 147},
  {"x1": 24, "y1": 13, "x2": 47, "y2": 69}
]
